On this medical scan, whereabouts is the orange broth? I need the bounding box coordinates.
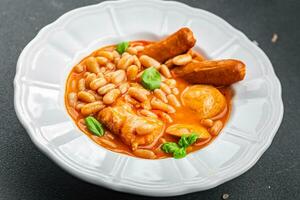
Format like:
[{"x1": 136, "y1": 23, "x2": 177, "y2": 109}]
[{"x1": 65, "y1": 41, "x2": 233, "y2": 159}]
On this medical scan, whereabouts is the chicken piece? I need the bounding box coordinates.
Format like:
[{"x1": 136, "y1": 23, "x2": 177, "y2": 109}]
[
  {"x1": 98, "y1": 102, "x2": 164, "y2": 150},
  {"x1": 142, "y1": 27, "x2": 196, "y2": 63},
  {"x1": 173, "y1": 59, "x2": 246, "y2": 86},
  {"x1": 181, "y1": 85, "x2": 226, "y2": 119}
]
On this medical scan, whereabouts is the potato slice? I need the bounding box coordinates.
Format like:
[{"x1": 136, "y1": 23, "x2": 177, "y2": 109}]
[
  {"x1": 166, "y1": 124, "x2": 211, "y2": 140},
  {"x1": 181, "y1": 85, "x2": 226, "y2": 119}
]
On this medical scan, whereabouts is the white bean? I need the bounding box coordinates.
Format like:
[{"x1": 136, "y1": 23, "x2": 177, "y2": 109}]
[
  {"x1": 160, "y1": 82, "x2": 171, "y2": 94},
  {"x1": 85, "y1": 57, "x2": 100, "y2": 73},
  {"x1": 172, "y1": 54, "x2": 192, "y2": 65},
  {"x1": 201, "y1": 119, "x2": 214, "y2": 128},
  {"x1": 167, "y1": 94, "x2": 181, "y2": 107},
  {"x1": 95, "y1": 51, "x2": 114, "y2": 61},
  {"x1": 154, "y1": 89, "x2": 168, "y2": 103},
  {"x1": 103, "y1": 89, "x2": 121, "y2": 105},
  {"x1": 128, "y1": 87, "x2": 148, "y2": 102},
  {"x1": 74, "y1": 64, "x2": 84, "y2": 73},
  {"x1": 139, "y1": 109, "x2": 157, "y2": 118},
  {"x1": 159, "y1": 64, "x2": 172, "y2": 78},
  {"x1": 139, "y1": 55, "x2": 160, "y2": 68},
  {"x1": 90, "y1": 77, "x2": 107, "y2": 90},
  {"x1": 81, "y1": 101, "x2": 105, "y2": 116},
  {"x1": 78, "y1": 78, "x2": 86, "y2": 91},
  {"x1": 85, "y1": 73, "x2": 96, "y2": 88},
  {"x1": 68, "y1": 92, "x2": 77, "y2": 107},
  {"x1": 96, "y1": 56, "x2": 108, "y2": 66},
  {"x1": 210, "y1": 120, "x2": 223, "y2": 136},
  {"x1": 78, "y1": 91, "x2": 96, "y2": 103},
  {"x1": 150, "y1": 98, "x2": 175, "y2": 113},
  {"x1": 136, "y1": 123, "x2": 154, "y2": 135},
  {"x1": 133, "y1": 55, "x2": 141, "y2": 69},
  {"x1": 97, "y1": 83, "x2": 116, "y2": 95},
  {"x1": 127, "y1": 65, "x2": 139, "y2": 81},
  {"x1": 119, "y1": 82, "x2": 129, "y2": 94},
  {"x1": 133, "y1": 149, "x2": 156, "y2": 159},
  {"x1": 117, "y1": 54, "x2": 134, "y2": 69},
  {"x1": 111, "y1": 70, "x2": 126, "y2": 85}
]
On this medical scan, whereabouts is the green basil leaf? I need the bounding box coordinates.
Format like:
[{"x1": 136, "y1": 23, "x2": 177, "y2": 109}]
[
  {"x1": 85, "y1": 116, "x2": 105, "y2": 137},
  {"x1": 161, "y1": 142, "x2": 180, "y2": 154},
  {"x1": 141, "y1": 67, "x2": 161, "y2": 90},
  {"x1": 178, "y1": 135, "x2": 189, "y2": 148},
  {"x1": 173, "y1": 147, "x2": 187, "y2": 159},
  {"x1": 187, "y1": 133, "x2": 198, "y2": 145},
  {"x1": 178, "y1": 133, "x2": 198, "y2": 148},
  {"x1": 116, "y1": 41, "x2": 129, "y2": 54}
]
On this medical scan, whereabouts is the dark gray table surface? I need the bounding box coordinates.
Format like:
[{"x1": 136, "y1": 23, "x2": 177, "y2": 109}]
[{"x1": 1, "y1": 0, "x2": 299, "y2": 199}]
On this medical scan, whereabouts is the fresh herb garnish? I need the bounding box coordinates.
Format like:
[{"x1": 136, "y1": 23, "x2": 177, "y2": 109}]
[
  {"x1": 141, "y1": 67, "x2": 162, "y2": 91},
  {"x1": 85, "y1": 116, "x2": 105, "y2": 136},
  {"x1": 178, "y1": 133, "x2": 198, "y2": 148},
  {"x1": 173, "y1": 147, "x2": 187, "y2": 159},
  {"x1": 161, "y1": 134, "x2": 198, "y2": 159},
  {"x1": 161, "y1": 142, "x2": 180, "y2": 154},
  {"x1": 116, "y1": 41, "x2": 129, "y2": 54}
]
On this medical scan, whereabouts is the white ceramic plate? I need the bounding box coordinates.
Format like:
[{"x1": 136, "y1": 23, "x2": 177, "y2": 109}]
[{"x1": 14, "y1": 0, "x2": 283, "y2": 196}]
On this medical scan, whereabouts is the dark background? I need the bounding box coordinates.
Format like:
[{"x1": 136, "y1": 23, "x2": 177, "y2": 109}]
[{"x1": 0, "y1": 0, "x2": 299, "y2": 199}]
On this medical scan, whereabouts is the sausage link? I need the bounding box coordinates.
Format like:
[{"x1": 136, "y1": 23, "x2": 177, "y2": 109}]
[{"x1": 142, "y1": 27, "x2": 196, "y2": 63}]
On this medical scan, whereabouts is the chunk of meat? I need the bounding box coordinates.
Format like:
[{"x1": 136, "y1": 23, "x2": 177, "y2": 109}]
[
  {"x1": 142, "y1": 27, "x2": 196, "y2": 63},
  {"x1": 172, "y1": 59, "x2": 246, "y2": 86},
  {"x1": 181, "y1": 85, "x2": 226, "y2": 119},
  {"x1": 98, "y1": 102, "x2": 164, "y2": 150}
]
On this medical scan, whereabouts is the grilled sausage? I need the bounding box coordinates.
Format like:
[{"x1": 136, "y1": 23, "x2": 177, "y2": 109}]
[
  {"x1": 172, "y1": 59, "x2": 246, "y2": 86},
  {"x1": 142, "y1": 27, "x2": 196, "y2": 63}
]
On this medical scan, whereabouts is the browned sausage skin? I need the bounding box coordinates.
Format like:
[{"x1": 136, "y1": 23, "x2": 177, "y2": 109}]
[
  {"x1": 142, "y1": 27, "x2": 196, "y2": 63},
  {"x1": 172, "y1": 59, "x2": 246, "y2": 86}
]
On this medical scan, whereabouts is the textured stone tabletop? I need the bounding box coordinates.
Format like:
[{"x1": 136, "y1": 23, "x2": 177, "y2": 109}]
[{"x1": 0, "y1": 0, "x2": 299, "y2": 199}]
